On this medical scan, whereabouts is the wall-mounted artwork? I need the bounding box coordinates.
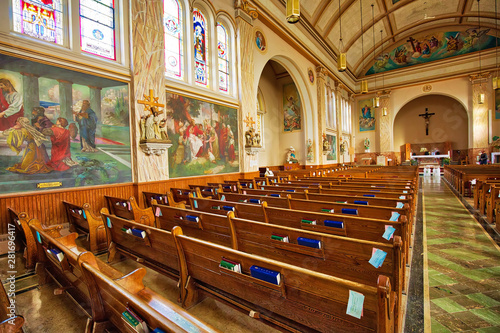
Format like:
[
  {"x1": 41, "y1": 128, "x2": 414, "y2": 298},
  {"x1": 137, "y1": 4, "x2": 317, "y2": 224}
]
[
  {"x1": 359, "y1": 98, "x2": 375, "y2": 132},
  {"x1": 283, "y1": 82, "x2": 301, "y2": 132},
  {"x1": 308, "y1": 68, "x2": 314, "y2": 84},
  {"x1": 0, "y1": 53, "x2": 131, "y2": 195},
  {"x1": 326, "y1": 134, "x2": 336, "y2": 161},
  {"x1": 255, "y1": 29, "x2": 266, "y2": 53},
  {"x1": 365, "y1": 29, "x2": 500, "y2": 75},
  {"x1": 495, "y1": 88, "x2": 500, "y2": 120},
  {"x1": 166, "y1": 93, "x2": 239, "y2": 178}
]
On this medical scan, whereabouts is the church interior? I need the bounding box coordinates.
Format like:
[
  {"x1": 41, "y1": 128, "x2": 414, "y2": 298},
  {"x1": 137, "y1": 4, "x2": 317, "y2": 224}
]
[{"x1": 0, "y1": 0, "x2": 499, "y2": 332}]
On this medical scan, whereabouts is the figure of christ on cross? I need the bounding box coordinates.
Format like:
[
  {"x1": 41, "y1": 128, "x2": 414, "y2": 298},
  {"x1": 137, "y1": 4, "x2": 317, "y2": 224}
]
[{"x1": 419, "y1": 108, "x2": 435, "y2": 136}]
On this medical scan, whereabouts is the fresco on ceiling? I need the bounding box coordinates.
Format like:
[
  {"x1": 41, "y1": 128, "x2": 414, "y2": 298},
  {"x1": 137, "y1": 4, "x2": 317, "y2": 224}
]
[
  {"x1": 166, "y1": 93, "x2": 239, "y2": 178},
  {"x1": 0, "y1": 54, "x2": 131, "y2": 195},
  {"x1": 365, "y1": 28, "x2": 500, "y2": 75}
]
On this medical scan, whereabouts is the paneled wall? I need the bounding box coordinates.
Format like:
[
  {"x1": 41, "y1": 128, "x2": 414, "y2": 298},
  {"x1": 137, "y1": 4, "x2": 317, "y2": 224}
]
[{"x1": 0, "y1": 172, "x2": 258, "y2": 234}]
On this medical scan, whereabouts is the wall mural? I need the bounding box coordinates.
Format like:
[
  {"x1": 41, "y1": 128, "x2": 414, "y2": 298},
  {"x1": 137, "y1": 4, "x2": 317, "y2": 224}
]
[
  {"x1": 326, "y1": 134, "x2": 336, "y2": 161},
  {"x1": 359, "y1": 98, "x2": 375, "y2": 132},
  {"x1": 283, "y1": 82, "x2": 301, "y2": 132},
  {"x1": 365, "y1": 29, "x2": 500, "y2": 75},
  {"x1": 166, "y1": 93, "x2": 239, "y2": 178},
  {"x1": 0, "y1": 53, "x2": 131, "y2": 195},
  {"x1": 496, "y1": 88, "x2": 500, "y2": 120}
]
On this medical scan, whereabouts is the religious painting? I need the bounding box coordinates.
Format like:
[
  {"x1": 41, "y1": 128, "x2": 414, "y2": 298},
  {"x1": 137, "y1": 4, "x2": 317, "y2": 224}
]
[
  {"x1": 326, "y1": 134, "x2": 336, "y2": 161},
  {"x1": 193, "y1": 8, "x2": 207, "y2": 86},
  {"x1": 495, "y1": 88, "x2": 500, "y2": 120},
  {"x1": 283, "y1": 82, "x2": 301, "y2": 132},
  {"x1": 166, "y1": 93, "x2": 239, "y2": 178},
  {"x1": 255, "y1": 29, "x2": 266, "y2": 53},
  {"x1": 359, "y1": 98, "x2": 375, "y2": 132},
  {"x1": 0, "y1": 53, "x2": 131, "y2": 195},
  {"x1": 308, "y1": 68, "x2": 314, "y2": 84},
  {"x1": 365, "y1": 29, "x2": 500, "y2": 75}
]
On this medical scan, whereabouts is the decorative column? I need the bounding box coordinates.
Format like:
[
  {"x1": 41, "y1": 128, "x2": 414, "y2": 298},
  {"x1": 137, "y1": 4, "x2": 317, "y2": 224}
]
[
  {"x1": 334, "y1": 82, "x2": 342, "y2": 163},
  {"x1": 20, "y1": 72, "x2": 39, "y2": 116},
  {"x1": 348, "y1": 92, "x2": 355, "y2": 163},
  {"x1": 469, "y1": 73, "x2": 490, "y2": 162},
  {"x1": 379, "y1": 90, "x2": 392, "y2": 153},
  {"x1": 235, "y1": 2, "x2": 258, "y2": 172},
  {"x1": 58, "y1": 79, "x2": 72, "y2": 120},
  {"x1": 131, "y1": 0, "x2": 167, "y2": 182},
  {"x1": 316, "y1": 66, "x2": 327, "y2": 164},
  {"x1": 88, "y1": 86, "x2": 102, "y2": 121}
]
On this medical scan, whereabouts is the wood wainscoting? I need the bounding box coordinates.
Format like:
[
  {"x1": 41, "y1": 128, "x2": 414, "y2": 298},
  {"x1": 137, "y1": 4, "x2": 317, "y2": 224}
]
[{"x1": 0, "y1": 172, "x2": 259, "y2": 235}]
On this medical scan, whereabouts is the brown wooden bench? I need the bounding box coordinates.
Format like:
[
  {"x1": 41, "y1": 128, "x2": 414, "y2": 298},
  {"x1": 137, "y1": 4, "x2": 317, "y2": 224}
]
[
  {"x1": 172, "y1": 227, "x2": 396, "y2": 332},
  {"x1": 104, "y1": 195, "x2": 155, "y2": 226},
  {"x1": 63, "y1": 201, "x2": 107, "y2": 253},
  {"x1": 216, "y1": 192, "x2": 291, "y2": 209},
  {"x1": 238, "y1": 188, "x2": 308, "y2": 199},
  {"x1": 7, "y1": 209, "x2": 37, "y2": 272},
  {"x1": 78, "y1": 252, "x2": 219, "y2": 333}
]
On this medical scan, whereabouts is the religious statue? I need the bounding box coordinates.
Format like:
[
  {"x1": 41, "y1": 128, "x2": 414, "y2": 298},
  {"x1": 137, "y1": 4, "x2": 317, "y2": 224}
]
[
  {"x1": 286, "y1": 146, "x2": 298, "y2": 164},
  {"x1": 307, "y1": 139, "x2": 314, "y2": 162},
  {"x1": 138, "y1": 89, "x2": 171, "y2": 155},
  {"x1": 264, "y1": 167, "x2": 274, "y2": 176},
  {"x1": 322, "y1": 133, "x2": 330, "y2": 152},
  {"x1": 364, "y1": 138, "x2": 371, "y2": 150},
  {"x1": 340, "y1": 141, "x2": 346, "y2": 155}
]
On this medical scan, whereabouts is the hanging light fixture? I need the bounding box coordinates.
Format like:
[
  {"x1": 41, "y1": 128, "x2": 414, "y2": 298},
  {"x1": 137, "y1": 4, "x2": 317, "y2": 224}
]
[
  {"x1": 338, "y1": 0, "x2": 347, "y2": 71},
  {"x1": 477, "y1": 0, "x2": 485, "y2": 104},
  {"x1": 360, "y1": 0, "x2": 368, "y2": 93},
  {"x1": 371, "y1": 4, "x2": 379, "y2": 107},
  {"x1": 380, "y1": 29, "x2": 388, "y2": 116},
  {"x1": 493, "y1": 0, "x2": 498, "y2": 90},
  {"x1": 286, "y1": 0, "x2": 300, "y2": 24}
]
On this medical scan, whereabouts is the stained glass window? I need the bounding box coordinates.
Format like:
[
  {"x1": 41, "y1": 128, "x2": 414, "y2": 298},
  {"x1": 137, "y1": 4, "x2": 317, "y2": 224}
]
[
  {"x1": 193, "y1": 8, "x2": 208, "y2": 87},
  {"x1": 12, "y1": 0, "x2": 64, "y2": 45},
  {"x1": 164, "y1": 0, "x2": 183, "y2": 79},
  {"x1": 217, "y1": 22, "x2": 229, "y2": 93},
  {"x1": 79, "y1": 0, "x2": 116, "y2": 60}
]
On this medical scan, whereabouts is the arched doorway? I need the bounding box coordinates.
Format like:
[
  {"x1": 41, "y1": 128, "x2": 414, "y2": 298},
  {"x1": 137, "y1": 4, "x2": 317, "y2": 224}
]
[{"x1": 393, "y1": 94, "x2": 468, "y2": 159}]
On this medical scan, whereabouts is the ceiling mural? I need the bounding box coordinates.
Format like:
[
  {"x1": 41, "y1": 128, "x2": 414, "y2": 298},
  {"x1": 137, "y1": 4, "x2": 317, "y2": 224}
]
[{"x1": 365, "y1": 28, "x2": 500, "y2": 76}]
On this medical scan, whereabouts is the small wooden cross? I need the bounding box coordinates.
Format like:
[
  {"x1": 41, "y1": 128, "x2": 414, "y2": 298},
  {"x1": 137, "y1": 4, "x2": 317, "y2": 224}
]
[
  {"x1": 419, "y1": 108, "x2": 435, "y2": 136},
  {"x1": 244, "y1": 115, "x2": 255, "y2": 128},
  {"x1": 137, "y1": 89, "x2": 164, "y2": 114}
]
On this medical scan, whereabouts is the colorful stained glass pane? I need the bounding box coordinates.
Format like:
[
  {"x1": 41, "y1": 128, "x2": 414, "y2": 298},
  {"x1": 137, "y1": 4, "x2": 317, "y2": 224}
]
[
  {"x1": 12, "y1": 0, "x2": 63, "y2": 45},
  {"x1": 80, "y1": 0, "x2": 116, "y2": 60},
  {"x1": 217, "y1": 23, "x2": 229, "y2": 93},
  {"x1": 193, "y1": 9, "x2": 208, "y2": 86},
  {"x1": 164, "y1": 0, "x2": 183, "y2": 79},
  {"x1": 219, "y1": 73, "x2": 227, "y2": 91}
]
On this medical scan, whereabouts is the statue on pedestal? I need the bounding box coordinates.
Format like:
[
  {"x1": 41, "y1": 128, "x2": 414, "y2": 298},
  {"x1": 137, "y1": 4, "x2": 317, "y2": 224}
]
[{"x1": 286, "y1": 146, "x2": 298, "y2": 163}]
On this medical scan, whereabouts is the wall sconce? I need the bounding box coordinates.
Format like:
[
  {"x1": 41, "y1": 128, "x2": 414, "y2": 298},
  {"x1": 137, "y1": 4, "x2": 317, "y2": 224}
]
[
  {"x1": 478, "y1": 92, "x2": 485, "y2": 105},
  {"x1": 494, "y1": 77, "x2": 498, "y2": 90},
  {"x1": 338, "y1": 52, "x2": 347, "y2": 72},
  {"x1": 286, "y1": 0, "x2": 300, "y2": 24},
  {"x1": 382, "y1": 107, "x2": 388, "y2": 116},
  {"x1": 361, "y1": 80, "x2": 368, "y2": 94},
  {"x1": 373, "y1": 96, "x2": 380, "y2": 108}
]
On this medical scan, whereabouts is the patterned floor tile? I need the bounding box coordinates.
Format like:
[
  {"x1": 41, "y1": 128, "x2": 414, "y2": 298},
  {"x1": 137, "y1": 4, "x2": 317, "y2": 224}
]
[
  {"x1": 466, "y1": 293, "x2": 500, "y2": 308},
  {"x1": 469, "y1": 308, "x2": 500, "y2": 326},
  {"x1": 476, "y1": 326, "x2": 500, "y2": 333},
  {"x1": 450, "y1": 311, "x2": 493, "y2": 329},
  {"x1": 432, "y1": 297, "x2": 468, "y2": 313},
  {"x1": 431, "y1": 318, "x2": 452, "y2": 333},
  {"x1": 434, "y1": 313, "x2": 473, "y2": 331}
]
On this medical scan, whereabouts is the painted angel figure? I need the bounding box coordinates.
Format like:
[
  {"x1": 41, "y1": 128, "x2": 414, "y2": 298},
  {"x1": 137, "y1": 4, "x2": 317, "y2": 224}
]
[{"x1": 463, "y1": 27, "x2": 490, "y2": 49}]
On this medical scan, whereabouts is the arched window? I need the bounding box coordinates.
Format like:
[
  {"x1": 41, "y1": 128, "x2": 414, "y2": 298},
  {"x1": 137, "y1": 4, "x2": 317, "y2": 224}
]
[
  {"x1": 193, "y1": 8, "x2": 208, "y2": 87},
  {"x1": 80, "y1": 0, "x2": 116, "y2": 60},
  {"x1": 164, "y1": 0, "x2": 183, "y2": 79},
  {"x1": 12, "y1": 0, "x2": 64, "y2": 45},
  {"x1": 217, "y1": 22, "x2": 229, "y2": 93}
]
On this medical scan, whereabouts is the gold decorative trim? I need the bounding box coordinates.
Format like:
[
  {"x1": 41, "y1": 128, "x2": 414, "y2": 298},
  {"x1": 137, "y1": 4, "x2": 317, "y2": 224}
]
[{"x1": 422, "y1": 84, "x2": 432, "y2": 92}]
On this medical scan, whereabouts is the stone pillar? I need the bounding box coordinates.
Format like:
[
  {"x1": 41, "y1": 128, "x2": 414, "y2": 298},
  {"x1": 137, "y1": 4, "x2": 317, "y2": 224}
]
[
  {"x1": 130, "y1": 1, "x2": 167, "y2": 182},
  {"x1": 348, "y1": 93, "x2": 355, "y2": 163},
  {"x1": 20, "y1": 72, "x2": 40, "y2": 117},
  {"x1": 316, "y1": 67, "x2": 327, "y2": 165},
  {"x1": 334, "y1": 82, "x2": 342, "y2": 163},
  {"x1": 88, "y1": 86, "x2": 102, "y2": 121},
  {"x1": 235, "y1": 4, "x2": 256, "y2": 172},
  {"x1": 379, "y1": 90, "x2": 392, "y2": 153},
  {"x1": 58, "y1": 80, "x2": 72, "y2": 120},
  {"x1": 469, "y1": 73, "x2": 490, "y2": 163}
]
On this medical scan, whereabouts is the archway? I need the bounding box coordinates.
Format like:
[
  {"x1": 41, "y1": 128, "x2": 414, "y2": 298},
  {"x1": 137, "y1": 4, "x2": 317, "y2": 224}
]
[{"x1": 393, "y1": 94, "x2": 468, "y2": 159}]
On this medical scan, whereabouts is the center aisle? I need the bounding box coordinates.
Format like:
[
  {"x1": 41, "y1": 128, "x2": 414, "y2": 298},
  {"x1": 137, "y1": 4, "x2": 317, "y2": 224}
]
[{"x1": 423, "y1": 176, "x2": 500, "y2": 332}]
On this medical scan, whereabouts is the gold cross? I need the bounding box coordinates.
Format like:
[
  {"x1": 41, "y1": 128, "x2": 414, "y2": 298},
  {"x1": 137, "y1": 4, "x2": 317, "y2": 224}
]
[
  {"x1": 137, "y1": 89, "x2": 164, "y2": 114},
  {"x1": 244, "y1": 115, "x2": 255, "y2": 128}
]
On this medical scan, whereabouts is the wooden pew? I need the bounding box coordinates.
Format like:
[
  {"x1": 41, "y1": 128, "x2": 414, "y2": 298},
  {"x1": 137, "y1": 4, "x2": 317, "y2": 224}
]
[
  {"x1": 142, "y1": 191, "x2": 186, "y2": 209},
  {"x1": 104, "y1": 196, "x2": 155, "y2": 226},
  {"x1": 78, "y1": 252, "x2": 219, "y2": 333},
  {"x1": 307, "y1": 193, "x2": 412, "y2": 213},
  {"x1": 239, "y1": 188, "x2": 308, "y2": 200},
  {"x1": 101, "y1": 209, "x2": 179, "y2": 279},
  {"x1": 172, "y1": 227, "x2": 396, "y2": 332},
  {"x1": 188, "y1": 195, "x2": 267, "y2": 222},
  {"x1": 7, "y1": 209, "x2": 37, "y2": 272},
  {"x1": 216, "y1": 192, "x2": 291, "y2": 209},
  {"x1": 63, "y1": 201, "x2": 108, "y2": 253},
  {"x1": 0, "y1": 279, "x2": 24, "y2": 333}
]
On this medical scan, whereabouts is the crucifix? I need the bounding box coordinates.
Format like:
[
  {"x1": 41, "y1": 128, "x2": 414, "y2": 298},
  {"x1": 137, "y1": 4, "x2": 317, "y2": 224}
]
[{"x1": 419, "y1": 108, "x2": 435, "y2": 136}]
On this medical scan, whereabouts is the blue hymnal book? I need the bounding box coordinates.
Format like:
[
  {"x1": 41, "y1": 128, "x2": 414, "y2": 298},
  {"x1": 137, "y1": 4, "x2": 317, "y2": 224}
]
[
  {"x1": 153, "y1": 329, "x2": 166, "y2": 333},
  {"x1": 250, "y1": 265, "x2": 281, "y2": 285},
  {"x1": 249, "y1": 198, "x2": 261, "y2": 204},
  {"x1": 342, "y1": 208, "x2": 358, "y2": 215},
  {"x1": 363, "y1": 194, "x2": 375, "y2": 197},
  {"x1": 131, "y1": 228, "x2": 146, "y2": 238},
  {"x1": 224, "y1": 186, "x2": 231, "y2": 190},
  {"x1": 297, "y1": 237, "x2": 321, "y2": 249},
  {"x1": 185, "y1": 215, "x2": 199, "y2": 222},
  {"x1": 286, "y1": 189, "x2": 295, "y2": 192},
  {"x1": 269, "y1": 194, "x2": 280, "y2": 197},
  {"x1": 354, "y1": 200, "x2": 368, "y2": 205},
  {"x1": 223, "y1": 206, "x2": 235, "y2": 211},
  {"x1": 390, "y1": 212, "x2": 400, "y2": 221},
  {"x1": 50, "y1": 248, "x2": 64, "y2": 261},
  {"x1": 370, "y1": 190, "x2": 381, "y2": 192},
  {"x1": 324, "y1": 220, "x2": 344, "y2": 228}
]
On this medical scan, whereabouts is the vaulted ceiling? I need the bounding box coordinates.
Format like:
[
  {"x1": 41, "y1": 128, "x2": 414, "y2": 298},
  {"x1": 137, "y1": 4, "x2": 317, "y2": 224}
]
[{"x1": 269, "y1": 0, "x2": 499, "y2": 78}]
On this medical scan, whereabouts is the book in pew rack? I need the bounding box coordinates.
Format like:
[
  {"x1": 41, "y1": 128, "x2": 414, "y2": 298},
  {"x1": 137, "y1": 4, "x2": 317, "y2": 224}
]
[{"x1": 250, "y1": 265, "x2": 281, "y2": 285}]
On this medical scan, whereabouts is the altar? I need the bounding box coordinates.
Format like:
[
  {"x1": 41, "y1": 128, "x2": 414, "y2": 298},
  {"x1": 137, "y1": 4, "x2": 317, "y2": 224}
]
[{"x1": 412, "y1": 153, "x2": 450, "y2": 164}]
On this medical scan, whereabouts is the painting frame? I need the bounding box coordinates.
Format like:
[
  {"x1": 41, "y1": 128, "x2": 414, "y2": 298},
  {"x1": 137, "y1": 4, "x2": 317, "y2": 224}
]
[
  {"x1": 359, "y1": 98, "x2": 375, "y2": 132},
  {"x1": 254, "y1": 28, "x2": 267, "y2": 54},
  {"x1": 283, "y1": 82, "x2": 302, "y2": 133},
  {"x1": 325, "y1": 133, "x2": 337, "y2": 161}
]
